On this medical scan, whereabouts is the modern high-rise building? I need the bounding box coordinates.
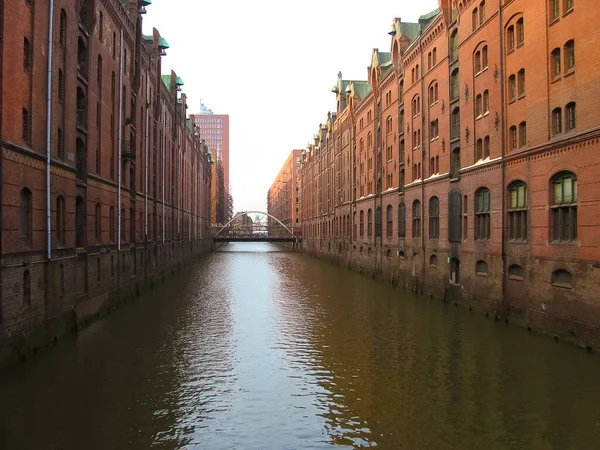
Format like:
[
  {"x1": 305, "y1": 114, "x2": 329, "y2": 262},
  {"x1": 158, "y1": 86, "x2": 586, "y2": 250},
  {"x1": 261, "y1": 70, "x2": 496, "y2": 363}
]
[{"x1": 191, "y1": 104, "x2": 230, "y2": 225}]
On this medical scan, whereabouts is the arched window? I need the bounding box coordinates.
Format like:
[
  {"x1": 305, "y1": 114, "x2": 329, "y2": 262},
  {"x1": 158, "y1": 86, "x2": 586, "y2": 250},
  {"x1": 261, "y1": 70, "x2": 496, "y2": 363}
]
[
  {"x1": 76, "y1": 195, "x2": 85, "y2": 248},
  {"x1": 95, "y1": 203, "x2": 101, "y2": 242},
  {"x1": 482, "y1": 45, "x2": 488, "y2": 68},
  {"x1": 367, "y1": 209, "x2": 373, "y2": 237},
  {"x1": 386, "y1": 116, "x2": 392, "y2": 134},
  {"x1": 77, "y1": 37, "x2": 88, "y2": 77},
  {"x1": 56, "y1": 195, "x2": 65, "y2": 246},
  {"x1": 450, "y1": 30, "x2": 459, "y2": 61},
  {"x1": 507, "y1": 25, "x2": 515, "y2": 50},
  {"x1": 367, "y1": 132, "x2": 372, "y2": 148},
  {"x1": 475, "y1": 50, "x2": 481, "y2": 73},
  {"x1": 516, "y1": 19, "x2": 524, "y2": 45},
  {"x1": 508, "y1": 264, "x2": 524, "y2": 280},
  {"x1": 97, "y1": 55, "x2": 103, "y2": 94},
  {"x1": 429, "y1": 197, "x2": 439, "y2": 239},
  {"x1": 23, "y1": 38, "x2": 32, "y2": 72},
  {"x1": 98, "y1": 11, "x2": 103, "y2": 41},
  {"x1": 472, "y1": 7, "x2": 479, "y2": 31},
  {"x1": 508, "y1": 181, "x2": 527, "y2": 240},
  {"x1": 451, "y1": 68, "x2": 459, "y2": 101},
  {"x1": 551, "y1": 48, "x2": 561, "y2": 78},
  {"x1": 451, "y1": 147, "x2": 461, "y2": 178},
  {"x1": 433, "y1": 48, "x2": 437, "y2": 65},
  {"x1": 20, "y1": 188, "x2": 32, "y2": 244},
  {"x1": 519, "y1": 121, "x2": 527, "y2": 147},
  {"x1": 564, "y1": 40, "x2": 575, "y2": 72},
  {"x1": 484, "y1": 136, "x2": 490, "y2": 158},
  {"x1": 480, "y1": 1, "x2": 486, "y2": 22},
  {"x1": 58, "y1": 69, "x2": 65, "y2": 104},
  {"x1": 412, "y1": 200, "x2": 421, "y2": 238},
  {"x1": 552, "y1": 107, "x2": 562, "y2": 135},
  {"x1": 518, "y1": 69, "x2": 525, "y2": 97},
  {"x1": 22, "y1": 108, "x2": 31, "y2": 144},
  {"x1": 59, "y1": 10, "x2": 67, "y2": 47},
  {"x1": 476, "y1": 260, "x2": 488, "y2": 274},
  {"x1": 399, "y1": 80, "x2": 404, "y2": 103},
  {"x1": 566, "y1": 102, "x2": 576, "y2": 131},
  {"x1": 398, "y1": 203, "x2": 406, "y2": 238},
  {"x1": 359, "y1": 138, "x2": 364, "y2": 153},
  {"x1": 451, "y1": 107, "x2": 460, "y2": 140},
  {"x1": 360, "y1": 210, "x2": 364, "y2": 237},
  {"x1": 375, "y1": 207, "x2": 382, "y2": 238},
  {"x1": 386, "y1": 205, "x2": 393, "y2": 237},
  {"x1": 476, "y1": 94, "x2": 483, "y2": 117},
  {"x1": 483, "y1": 90, "x2": 489, "y2": 113},
  {"x1": 508, "y1": 74, "x2": 516, "y2": 100},
  {"x1": 475, "y1": 187, "x2": 491, "y2": 240},
  {"x1": 551, "y1": 171, "x2": 577, "y2": 241},
  {"x1": 476, "y1": 138, "x2": 483, "y2": 161},
  {"x1": 430, "y1": 254, "x2": 438, "y2": 266},
  {"x1": 428, "y1": 52, "x2": 432, "y2": 70},
  {"x1": 509, "y1": 125, "x2": 517, "y2": 150},
  {"x1": 552, "y1": 269, "x2": 573, "y2": 288},
  {"x1": 109, "y1": 206, "x2": 115, "y2": 242},
  {"x1": 57, "y1": 128, "x2": 64, "y2": 159}
]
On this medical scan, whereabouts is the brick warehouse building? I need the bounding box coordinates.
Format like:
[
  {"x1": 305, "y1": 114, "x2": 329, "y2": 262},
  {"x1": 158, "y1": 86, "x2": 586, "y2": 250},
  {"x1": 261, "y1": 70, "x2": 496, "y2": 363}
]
[
  {"x1": 298, "y1": 0, "x2": 600, "y2": 347},
  {"x1": 267, "y1": 149, "x2": 302, "y2": 236},
  {"x1": 0, "y1": 0, "x2": 213, "y2": 366}
]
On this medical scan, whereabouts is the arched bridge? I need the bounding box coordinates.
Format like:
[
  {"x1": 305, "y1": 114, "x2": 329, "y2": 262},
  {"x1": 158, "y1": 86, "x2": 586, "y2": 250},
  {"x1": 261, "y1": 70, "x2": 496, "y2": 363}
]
[{"x1": 211, "y1": 211, "x2": 300, "y2": 243}]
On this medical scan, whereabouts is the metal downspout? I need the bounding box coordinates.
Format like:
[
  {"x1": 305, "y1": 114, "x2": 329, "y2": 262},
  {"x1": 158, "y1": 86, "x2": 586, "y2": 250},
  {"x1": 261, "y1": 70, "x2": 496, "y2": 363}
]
[
  {"x1": 46, "y1": 0, "x2": 54, "y2": 260},
  {"x1": 117, "y1": 29, "x2": 124, "y2": 251}
]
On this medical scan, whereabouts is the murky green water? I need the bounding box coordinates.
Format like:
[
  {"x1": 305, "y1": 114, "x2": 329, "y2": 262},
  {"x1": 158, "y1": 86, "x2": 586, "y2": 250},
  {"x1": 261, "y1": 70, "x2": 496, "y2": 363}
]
[{"x1": 1, "y1": 243, "x2": 600, "y2": 449}]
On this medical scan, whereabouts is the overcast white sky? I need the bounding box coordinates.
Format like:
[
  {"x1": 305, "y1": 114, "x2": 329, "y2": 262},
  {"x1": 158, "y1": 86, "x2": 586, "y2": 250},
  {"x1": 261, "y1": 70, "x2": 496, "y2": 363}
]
[{"x1": 143, "y1": 0, "x2": 438, "y2": 212}]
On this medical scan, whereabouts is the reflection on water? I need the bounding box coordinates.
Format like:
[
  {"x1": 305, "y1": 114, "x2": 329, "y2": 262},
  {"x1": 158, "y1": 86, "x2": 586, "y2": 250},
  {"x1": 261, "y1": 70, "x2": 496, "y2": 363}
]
[{"x1": 1, "y1": 243, "x2": 600, "y2": 449}]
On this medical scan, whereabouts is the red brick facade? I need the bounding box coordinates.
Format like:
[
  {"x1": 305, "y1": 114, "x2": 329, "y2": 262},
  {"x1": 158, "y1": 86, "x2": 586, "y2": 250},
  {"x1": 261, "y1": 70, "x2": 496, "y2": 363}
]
[
  {"x1": 0, "y1": 0, "x2": 213, "y2": 366},
  {"x1": 267, "y1": 150, "x2": 302, "y2": 235},
  {"x1": 298, "y1": 0, "x2": 600, "y2": 347}
]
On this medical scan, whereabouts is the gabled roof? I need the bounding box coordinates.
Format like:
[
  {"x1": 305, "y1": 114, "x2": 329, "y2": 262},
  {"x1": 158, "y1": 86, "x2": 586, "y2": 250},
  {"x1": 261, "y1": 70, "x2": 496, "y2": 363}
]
[
  {"x1": 161, "y1": 75, "x2": 171, "y2": 90},
  {"x1": 352, "y1": 81, "x2": 372, "y2": 99},
  {"x1": 399, "y1": 22, "x2": 420, "y2": 41}
]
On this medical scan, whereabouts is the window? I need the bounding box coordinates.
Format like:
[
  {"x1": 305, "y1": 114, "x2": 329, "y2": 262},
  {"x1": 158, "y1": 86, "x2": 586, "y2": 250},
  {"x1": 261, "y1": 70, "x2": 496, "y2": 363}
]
[
  {"x1": 20, "y1": 188, "x2": 32, "y2": 244},
  {"x1": 551, "y1": 172, "x2": 577, "y2": 241},
  {"x1": 472, "y1": 8, "x2": 479, "y2": 31},
  {"x1": 564, "y1": 0, "x2": 574, "y2": 12},
  {"x1": 433, "y1": 48, "x2": 437, "y2": 65},
  {"x1": 552, "y1": 107, "x2": 562, "y2": 135},
  {"x1": 566, "y1": 102, "x2": 576, "y2": 131},
  {"x1": 451, "y1": 147, "x2": 461, "y2": 178},
  {"x1": 58, "y1": 69, "x2": 65, "y2": 104},
  {"x1": 517, "y1": 19, "x2": 524, "y2": 45},
  {"x1": 109, "y1": 206, "x2": 115, "y2": 242},
  {"x1": 58, "y1": 128, "x2": 64, "y2": 159},
  {"x1": 367, "y1": 132, "x2": 372, "y2": 148},
  {"x1": 551, "y1": 48, "x2": 561, "y2": 78},
  {"x1": 508, "y1": 182, "x2": 527, "y2": 240},
  {"x1": 484, "y1": 136, "x2": 490, "y2": 158},
  {"x1": 476, "y1": 139, "x2": 483, "y2": 160},
  {"x1": 482, "y1": 46, "x2": 488, "y2": 69},
  {"x1": 450, "y1": 258, "x2": 460, "y2": 285},
  {"x1": 483, "y1": 90, "x2": 489, "y2": 114},
  {"x1": 98, "y1": 11, "x2": 103, "y2": 41},
  {"x1": 386, "y1": 116, "x2": 392, "y2": 134},
  {"x1": 112, "y1": 31, "x2": 117, "y2": 58},
  {"x1": 476, "y1": 260, "x2": 488, "y2": 274},
  {"x1": 412, "y1": 200, "x2": 421, "y2": 238},
  {"x1": 475, "y1": 51, "x2": 481, "y2": 73},
  {"x1": 95, "y1": 203, "x2": 101, "y2": 242},
  {"x1": 76, "y1": 196, "x2": 86, "y2": 248},
  {"x1": 475, "y1": 188, "x2": 491, "y2": 240},
  {"x1": 476, "y1": 94, "x2": 483, "y2": 117},
  {"x1": 430, "y1": 119, "x2": 439, "y2": 139},
  {"x1": 517, "y1": 69, "x2": 525, "y2": 97},
  {"x1": 367, "y1": 208, "x2": 373, "y2": 238},
  {"x1": 479, "y1": 1, "x2": 486, "y2": 22},
  {"x1": 463, "y1": 195, "x2": 468, "y2": 239},
  {"x1": 508, "y1": 264, "x2": 524, "y2": 280},
  {"x1": 508, "y1": 75, "x2": 516, "y2": 100},
  {"x1": 450, "y1": 30, "x2": 458, "y2": 61},
  {"x1": 510, "y1": 126, "x2": 517, "y2": 150},
  {"x1": 416, "y1": 64, "x2": 419, "y2": 79},
  {"x1": 550, "y1": 0, "x2": 559, "y2": 21},
  {"x1": 360, "y1": 210, "x2": 364, "y2": 237},
  {"x1": 22, "y1": 108, "x2": 30, "y2": 144},
  {"x1": 552, "y1": 269, "x2": 572, "y2": 289},
  {"x1": 565, "y1": 40, "x2": 575, "y2": 72},
  {"x1": 507, "y1": 26, "x2": 515, "y2": 50},
  {"x1": 60, "y1": 10, "x2": 67, "y2": 47},
  {"x1": 451, "y1": 68, "x2": 459, "y2": 101},
  {"x1": 23, "y1": 38, "x2": 32, "y2": 72},
  {"x1": 429, "y1": 197, "x2": 439, "y2": 239},
  {"x1": 451, "y1": 108, "x2": 460, "y2": 141},
  {"x1": 428, "y1": 52, "x2": 432, "y2": 70},
  {"x1": 375, "y1": 207, "x2": 382, "y2": 238},
  {"x1": 519, "y1": 122, "x2": 527, "y2": 147},
  {"x1": 386, "y1": 205, "x2": 393, "y2": 237},
  {"x1": 56, "y1": 195, "x2": 65, "y2": 245},
  {"x1": 398, "y1": 203, "x2": 406, "y2": 237}
]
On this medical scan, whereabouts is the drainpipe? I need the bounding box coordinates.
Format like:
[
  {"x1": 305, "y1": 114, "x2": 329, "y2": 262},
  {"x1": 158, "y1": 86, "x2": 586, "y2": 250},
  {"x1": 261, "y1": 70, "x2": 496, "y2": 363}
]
[
  {"x1": 499, "y1": 0, "x2": 507, "y2": 312},
  {"x1": 117, "y1": 29, "x2": 124, "y2": 252},
  {"x1": 145, "y1": 73, "x2": 149, "y2": 238},
  {"x1": 419, "y1": 27, "x2": 426, "y2": 285},
  {"x1": 162, "y1": 99, "x2": 165, "y2": 244},
  {"x1": 46, "y1": 0, "x2": 54, "y2": 260}
]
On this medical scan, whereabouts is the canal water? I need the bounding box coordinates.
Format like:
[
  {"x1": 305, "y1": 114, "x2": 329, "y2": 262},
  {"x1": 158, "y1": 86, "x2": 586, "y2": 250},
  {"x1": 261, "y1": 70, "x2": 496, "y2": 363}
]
[{"x1": 1, "y1": 243, "x2": 600, "y2": 449}]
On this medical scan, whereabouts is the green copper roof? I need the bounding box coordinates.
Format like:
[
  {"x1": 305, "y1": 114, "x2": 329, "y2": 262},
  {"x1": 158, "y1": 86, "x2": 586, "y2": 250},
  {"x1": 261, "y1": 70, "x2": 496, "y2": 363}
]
[
  {"x1": 142, "y1": 34, "x2": 153, "y2": 41},
  {"x1": 161, "y1": 75, "x2": 171, "y2": 90},
  {"x1": 176, "y1": 76, "x2": 184, "y2": 86},
  {"x1": 377, "y1": 51, "x2": 392, "y2": 64},
  {"x1": 399, "y1": 22, "x2": 420, "y2": 41},
  {"x1": 419, "y1": 8, "x2": 440, "y2": 22},
  {"x1": 353, "y1": 81, "x2": 372, "y2": 99},
  {"x1": 158, "y1": 37, "x2": 169, "y2": 49}
]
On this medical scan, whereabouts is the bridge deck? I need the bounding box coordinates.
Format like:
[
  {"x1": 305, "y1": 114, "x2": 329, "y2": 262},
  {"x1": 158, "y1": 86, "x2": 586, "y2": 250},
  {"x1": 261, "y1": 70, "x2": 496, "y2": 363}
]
[{"x1": 213, "y1": 236, "x2": 296, "y2": 243}]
